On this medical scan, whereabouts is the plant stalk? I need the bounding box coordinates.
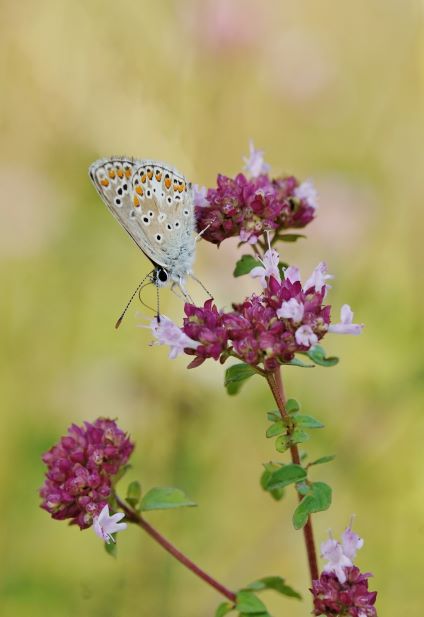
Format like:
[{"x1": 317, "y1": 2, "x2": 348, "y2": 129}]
[
  {"x1": 267, "y1": 367, "x2": 319, "y2": 583},
  {"x1": 114, "y1": 493, "x2": 236, "y2": 603}
]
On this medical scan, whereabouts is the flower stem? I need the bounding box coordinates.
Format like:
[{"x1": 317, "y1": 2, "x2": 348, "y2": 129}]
[
  {"x1": 266, "y1": 367, "x2": 319, "y2": 583},
  {"x1": 114, "y1": 493, "x2": 236, "y2": 603}
]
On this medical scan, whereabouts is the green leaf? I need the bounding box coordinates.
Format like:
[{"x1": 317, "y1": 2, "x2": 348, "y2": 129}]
[
  {"x1": 266, "y1": 421, "x2": 284, "y2": 438},
  {"x1": 215, "y1": 601, "x2": 235, "y2": 617},
  {"x1": 306, "y1": 345, "x2": 339, "y2": 367},
  {"x1": 236, "y1": 590, "x2": 267, "y2": 614},
  {"x1": 293, "y1": 482, "x2": 332, "y2": 529},
  {"x1": 285, "y1": 398, "x2": 300, "y2": 413},
  {"x1": 290, "y1": 429, "x2": 310, "y2": 444},
  {"x1": 225, "y1": 363, "x2": 256, "y2": 395},
  {"x1": 140, "y1": 487, "x2": 196, "y2": 511},
  {"x1": 260, "y1": 467, "x2": 285, "y2": 501},
  {"x1": 284, "y1": 357, "x2": 314, "y2": 368},
  {"x1": 233, "y1": 254, "x2": 262, "y2": 277},
  {"x1": 275, "y1": 434, "x2": 290, "y2": 453},
  {"x1": 104, "y1": 539, "x2": 117, "y2": 558},
  {"x1": 278, "y1": 233, "x2": 306, "y2": 242},
  {"x1": 266, "y1": 411, "x2": 280, "y2": 422},
  {"x1": 245, "y1": 576, "x2": 301, "y2": 600},
  {"x1": 264, "y1": 464, "x2": 307, "y2": 490},
  {"x1": 309, "y1": 455, "x2": 336, "y2": 467},
  {"x1": 126, "y1": 480, "x2": 142, "y2": 507},
  {"x1": 292, "y1": 415, "x2": 324, "y2": 429}
]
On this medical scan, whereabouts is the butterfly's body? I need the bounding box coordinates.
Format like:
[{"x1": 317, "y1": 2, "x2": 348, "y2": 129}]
[{"x1": 89, "y1": 157, "x2": 196, "y2": 295}]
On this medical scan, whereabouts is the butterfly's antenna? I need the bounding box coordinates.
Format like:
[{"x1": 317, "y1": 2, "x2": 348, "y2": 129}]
[
  {"x1": 190, "y1": 274, "x2": 214, "y2": 300},
  {"x1": 137, "y1": 280, "x2": 156, "y2": 315},
  {"x1": 156, "y1": 284, "x2": 161, "y2": 323},
  {"x1": 115, "y1": 271, "x2": 154, "y2": 329}
]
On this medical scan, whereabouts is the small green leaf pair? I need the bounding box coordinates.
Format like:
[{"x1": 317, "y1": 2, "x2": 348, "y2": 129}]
[
  {"x1": 125, "y1": 483, "x2": 196, "y2": 512},
  {"x1": 215, "y1": 576, "x2": 301, "y2": 617}
]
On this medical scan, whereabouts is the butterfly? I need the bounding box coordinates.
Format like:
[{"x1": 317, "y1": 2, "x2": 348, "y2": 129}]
[{"x1": 89, "y1": 157, "x2": 198, "y2": 308}]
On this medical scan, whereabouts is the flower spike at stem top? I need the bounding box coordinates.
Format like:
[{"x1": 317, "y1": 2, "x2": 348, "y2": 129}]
[
  {"x1": 267, "y1": 367, "x2": 319, "y2": 583},
  {"x1": 114, "y1": 493, "x2": 236, "y2": 604}
]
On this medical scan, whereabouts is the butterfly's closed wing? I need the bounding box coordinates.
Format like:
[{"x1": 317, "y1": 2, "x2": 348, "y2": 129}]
[{"x1": 89, "y1": 157, "x2": 196, "y2": 282}]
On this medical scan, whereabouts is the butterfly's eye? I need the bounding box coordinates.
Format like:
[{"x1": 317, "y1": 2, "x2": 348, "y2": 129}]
[
  {"x1": 183, "y1": 208, "x2": 190, "y2": 216},
  {"x1": 157, "y1": 268, "x2": 168, "y2": 283},
  {"x1": 155, "y1": 233, "x2": 163, "y2": 243}
]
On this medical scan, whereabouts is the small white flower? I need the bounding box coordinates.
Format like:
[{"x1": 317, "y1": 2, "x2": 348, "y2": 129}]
[
  {"x1": 295, "y1": 325, "x2": 318, "y2": 347},
  {"x1": 329, "y1": 304, "x2": 364, "y2": 335},
  {"x1": 150, "y1": 316, "x2": 199, "y2": 359},
  {"x1": 284, "y1": 265, "x2": 301, "y2": 284},
  {"x1": 192, "y1": 184, "x2": 209, "y2": 207},
  {"x1": 250, "y1": 248, "x2": 281, "y2": 287},
  {"x1": 93, "y1": 505, "x2": 127, "y2": 544},
  {"x1": 303, "y1": 261, "x2": 333, "y2": 293},
  {"x1": 341, "y1": 519, "x2": 364, "y2": 560},
  {"x1": 294, "y1": 179, "x2": 318, "y2": 209},
  {"x1": 321, "y1": 536, "x2": 352, "y2": 584},
  {"x1": 277, "y1": 298, "x2": 304, "y2": 322},
  {"x1": 243, "y1": 140, "x2": 270, "y2": 177}
]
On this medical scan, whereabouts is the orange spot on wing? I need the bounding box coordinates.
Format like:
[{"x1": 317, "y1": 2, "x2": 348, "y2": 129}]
[
  {"x1": 141, "y1": 174, "x2": 147, "y2": 183},
  {"x1": 147, "y1": 170, "x2": 153, "y2": 180},
  {"x1": 155, "y1": 171, "x2": 162, "y2": 181},
  {"x1": 125, "y1": 168, "x2": 132, "y2": 178},
  {"x1": 133, "y1": 196, "x2": 140, "y2": 207},
  {"x1": 164, "y1": 178, "x2": 171, "y2": 189},
  {"x1": 108, "y1": 170, "x2": 116, "y2": 179},
  {"x1": 136, "y1": 185, "x2": 143, "y2": 195},
  {"x1": 117, "y1": 169, "x2": 124, "y2": 178},
  {"x1": 100, "y1": 179, "x2": 109, "y2": 187}
]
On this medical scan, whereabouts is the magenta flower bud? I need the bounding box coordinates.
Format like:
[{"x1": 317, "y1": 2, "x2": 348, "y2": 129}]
[
  {"x1": 40, "y1": 418, "x2": 134, "y2": 529},
  {"x1": 310, "y1": 567, "x2": 377, "y2": 616}
]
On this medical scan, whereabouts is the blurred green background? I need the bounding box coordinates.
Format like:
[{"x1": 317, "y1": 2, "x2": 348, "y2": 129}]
[{"x1": 1, "y1": 1, "x2": 423, "y2": 615}]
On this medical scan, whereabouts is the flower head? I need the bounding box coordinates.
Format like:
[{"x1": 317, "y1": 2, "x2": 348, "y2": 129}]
[
  {"x1": 311, "y1": 567, "x2": 377, "y2": 617},
  {"x1": 195, "y1": 148, "x2": 316, "y2": 246},
  {"x1": 243, "y1": 140, "x2": 270, "y2": 177},
  {"x1": 150, "y1": 316, "x2": 199, "y2": 359},
  {"x1": 329, "y1": 304, "x2": 364, "y2": 335},
  {"x1": 192, "y1": 184, "x2": 209, "y2": 208},
  {"x1": 40, "y1": 418, "x2": 134, "y2": 529},
  {"x1": 93, "y1": 504, "x2": 127, "y2": 543}
]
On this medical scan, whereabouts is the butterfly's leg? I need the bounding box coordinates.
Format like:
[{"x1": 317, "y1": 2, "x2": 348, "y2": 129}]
[
  {"x1": 195, "y1": 224, "x2": 211, "y2": 242},
  {"x1": 178, "y1": 277, "x2": 194, "y2": 304},
  {"x1": 190, "y1": 274, "x2": 214, "y2": 300},
  {"x1": 170, "y1": 281, "x2": 185, "y2": 301}
]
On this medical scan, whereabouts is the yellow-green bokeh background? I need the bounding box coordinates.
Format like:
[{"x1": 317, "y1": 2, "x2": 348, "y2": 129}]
[{"x1": 1, "y1": 1, "x2": 423, "y2": 615}]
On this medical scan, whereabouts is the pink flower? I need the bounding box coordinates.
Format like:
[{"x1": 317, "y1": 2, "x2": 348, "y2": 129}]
[
  {"x1": 311, "y1": 567, "x2": 377, "y2": 617},
  {"x1": 243, "y1": 140, "x2": 271, "y2": 178},
  {"x1": 341, "y1": 520, "x2": 364, "y2": 560},
  {"x1": 321, "y1": 537, "x2": 353, "y2": 584},
  {"x1": 192, "y1": 184, "x2": 209, "y2": 208},
  {"x1": 250, "y1": 248, "x2": 281, "y2": 288},
  {"x1": 294, "y1": 179, "x2": 318, "y2": 209},
  {"x1": 304, "y1": 261, "x2": 333, "y2": 293},
  {"x1": 295, "y1": 325, "x2": 318, "y2": 347},
  {"x1": 40, "y1": 418, "x2": 134, "y2": 529},
  {"x1": 277, "y1": 298, "x2": 304, "y2": 322},
  {"x1": 284, "y1": 265, "x2": 301, "y2": 284},
  {"x1": 93, "y1": 504, "x2": 127, "y2": 543},
  {"x1": 329, "y1": 304, "x2": 364, "y2": 335},
  {"x1": 150, "y1": 316, "x2": 199, "y2": 359}
]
